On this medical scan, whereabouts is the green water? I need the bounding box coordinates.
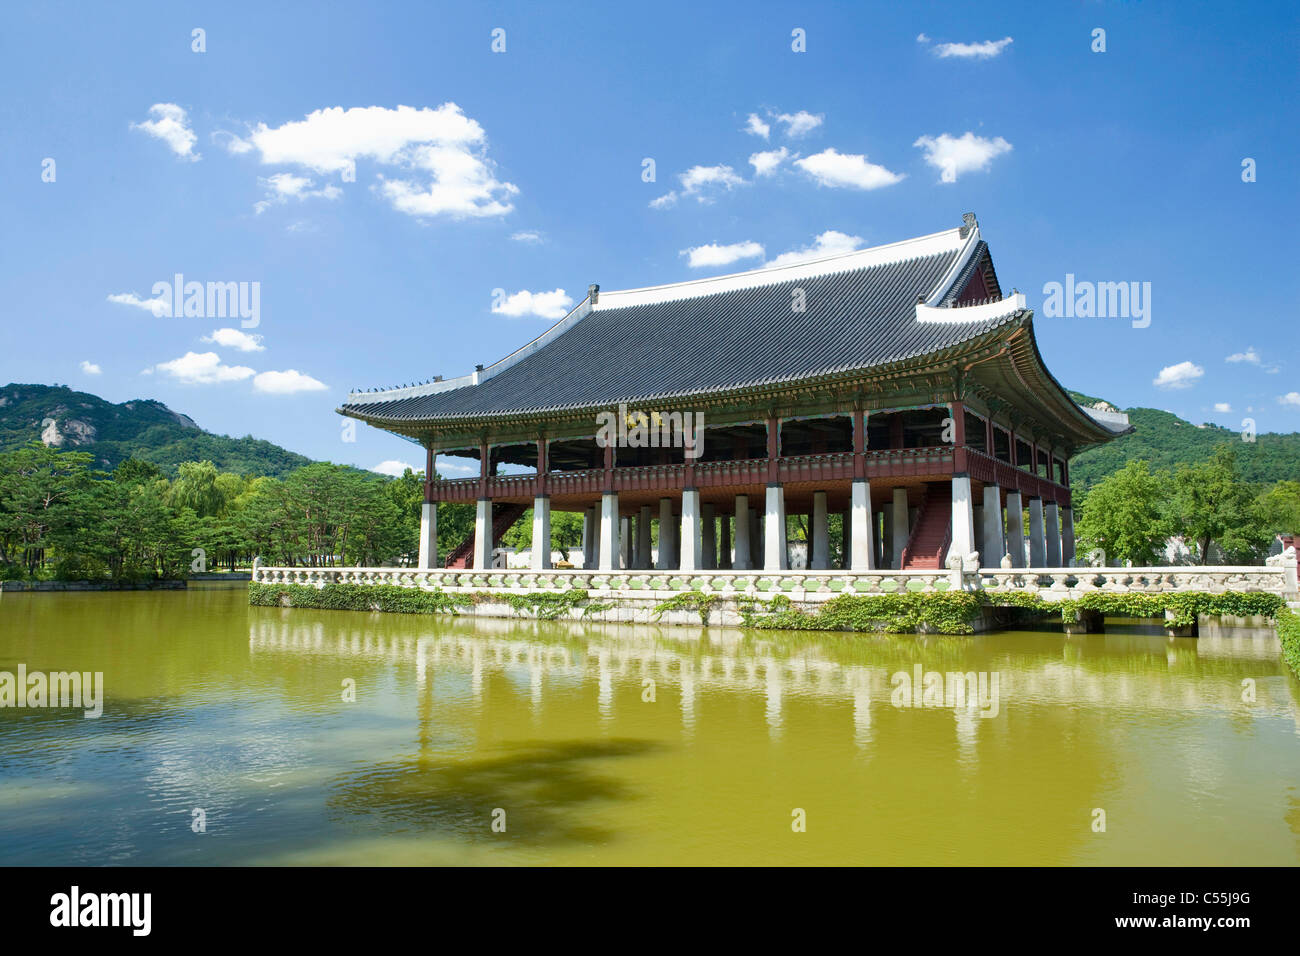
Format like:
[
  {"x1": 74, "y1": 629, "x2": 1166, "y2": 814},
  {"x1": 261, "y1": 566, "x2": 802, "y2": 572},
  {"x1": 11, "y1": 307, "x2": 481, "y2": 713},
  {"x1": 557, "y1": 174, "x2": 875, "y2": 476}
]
[{"x1": 1, "y1": 586, "x2": 1298, "y2": 865}]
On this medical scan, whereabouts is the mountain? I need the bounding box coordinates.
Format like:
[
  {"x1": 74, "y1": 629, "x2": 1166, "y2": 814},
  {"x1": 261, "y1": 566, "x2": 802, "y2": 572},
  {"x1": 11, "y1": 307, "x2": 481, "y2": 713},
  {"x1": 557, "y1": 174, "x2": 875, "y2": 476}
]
[
  {"x1": 1068, "y1": 391, "x2": 1300, "y2": 492},
  {"x1": 0, "y1": 383, "x2": 313, "y2": 477}
]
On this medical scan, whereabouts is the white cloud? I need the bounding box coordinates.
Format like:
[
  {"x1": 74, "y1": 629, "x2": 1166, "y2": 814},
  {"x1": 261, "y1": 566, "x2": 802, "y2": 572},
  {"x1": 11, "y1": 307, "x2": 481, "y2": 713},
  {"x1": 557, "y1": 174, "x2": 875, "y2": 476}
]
[
  {"x1": 492, "y1": 289, "x2": 574, "y2": 320},
  {"x1": 201, "y1": 328, "x2": 265, "y2": 352},
  {"x1": 749, "y1": 147, "x2": 790, "y2": 177},
  {"x1": 213, "y1": 130, "x2": 253, "y2": 154},
  {"x1": 1278, "y1": 392, "x2": 1300, "y2": 407},
  {"x1": 80, "y1": 360, "x2": 101, "y2": 375},
  {"x1": 107, "y1": 291, "x2": 169, "y2": 317},
  {"x1": 252, "y1": 369, "x2": 329, "y2": 394},
  {"x1": 649, "y1": 190, "x2": 678, "y2": 209},
  {"x1": 510, "y1": 231, "x2": 543, "y2": 243},
  {"x1": 744, "y1": 113, "x2": 770, "y2": 139},
  {"x1": 243, "y1": 104, "x2": 517, "y2": 219},
  {"x1": 254, "y1": 171, "x2": 342, "y2": 213},
  {"x1": 916, "y1": 33, "x2": 930, "y2": 43},
  {"x1": 681, "y1": 241, "x2": 765, "y2": 269},
  {"x1": 371, "y1": 459, "x2": 416, "y2": 477},
  {"x1": 154, "y1": 351, "x2": 255, "y2": 386},
  {"x1": 914, "y1": 131, "x2": 1013, "y2": 183},
  {"x1": 1213, "y1": 402, "x2": 1232, "y2": 413},
  {"x1": 765, "y1": 230, "x2": 865, "y2": 268},
  {"x1": 1226, "y1": 347, "x2": 1260, "y2": 364},
  {"x1": 132, "y1": 103, "x2": 199, "y2": 160},
  {"x1": 794, "y1": 148, "x2": 903, "y2": 190},
  {"x1": 774, "y1": 110, "x2": 823, "y2": 138},
  {"x1": 926, "y1": 36, "x2": 1014, "y2": 59},
  {"x1": 679, "y1": 164, "x2": 746, "y2": 201},
  {"x1": 436, "y1": 460, "x2": 478, "y2": 476},
  {"x1": 1153, "y1": 361, "x2": 1204, "y2": 390}
]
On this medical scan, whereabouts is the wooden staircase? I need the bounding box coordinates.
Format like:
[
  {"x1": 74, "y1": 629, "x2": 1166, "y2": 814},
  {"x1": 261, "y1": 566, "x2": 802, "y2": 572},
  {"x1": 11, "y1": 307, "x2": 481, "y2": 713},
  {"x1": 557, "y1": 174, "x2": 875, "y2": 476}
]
[
  {"x1": 900, "y1": 484, "x2": 952, "y2": 570},
  {"x1": 445, "y1": 502, "x2": 528, "y2": 569}
]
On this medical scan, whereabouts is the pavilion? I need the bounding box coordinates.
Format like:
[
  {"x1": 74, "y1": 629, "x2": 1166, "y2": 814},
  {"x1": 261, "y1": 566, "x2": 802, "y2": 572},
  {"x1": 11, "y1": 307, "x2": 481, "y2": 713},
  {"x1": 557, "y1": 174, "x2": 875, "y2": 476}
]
[{"x1": 338, "y1": 214, "x2": 1130, "y2": 574}]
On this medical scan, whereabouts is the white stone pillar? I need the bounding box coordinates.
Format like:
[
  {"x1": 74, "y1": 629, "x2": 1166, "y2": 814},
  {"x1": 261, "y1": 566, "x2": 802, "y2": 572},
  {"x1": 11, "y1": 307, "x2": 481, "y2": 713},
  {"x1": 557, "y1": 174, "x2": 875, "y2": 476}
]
[
  {"x1": 982, "y1": 484, "x2": 1005, "y2": 568},
  {"x1": 599, "y1": 492, "x2": 619, "y2": 571},
  {"x1": 701, "y1": 502, "x2": 716, "y2": 570},
  {"x1": 881, "y1": 503, "x2": 894, "y2": 568},
  {"x1": 810, "y1": 491, "x2": 829, "y2": 570},
  {"x1": 719, "y1": 513, "x2": 732, "y2": 569},
  {"x1": 1061, "y1": 507, "x2": 1076, "y2": 566},
  {"x1": 764, "y1": 484, "x2": 787, "y2": 571},
  {"x1": 1004, "y1": 491, "x2": 1026, "y2": 568},
  {"x1": 418, "y1": 501, "x2": 437, "y2": 569},
  {"x1": 1027, "y1": 497, "x2": 1046, "y2": 568},
  {"x1": 891, "y1": 488, "x2": 909, "y2": 569},
  {"x1": 620, "y1": 516, "x2": 632, "y2": 569},
  {"x1": 656, "y1": 497, "x2": 674, "y2": 570},
  {"x1": 680, "y1": 489, "x2": 702, "y2": 572},
  {"x1": 530, "y1": 495, "x2": 551, "y2": 569},
  {"x1": 590, "y1": 504, "x2": 602, "y2": 568},
  {"x1": 1045, "y1": 502, "x2": 1062, "y2": 567},
  {"x1": 732, "y1": 495, "x2": 751, "y2": 570},
  {"x1": 474, "y1": 498, "x2": 493, "y2": 570},
  {"x1": 950, "y1": 473, "x2": 976, "y2": 559},
  {"x1": 850, "y1": 479, "x2": 874, "y2": 571}
]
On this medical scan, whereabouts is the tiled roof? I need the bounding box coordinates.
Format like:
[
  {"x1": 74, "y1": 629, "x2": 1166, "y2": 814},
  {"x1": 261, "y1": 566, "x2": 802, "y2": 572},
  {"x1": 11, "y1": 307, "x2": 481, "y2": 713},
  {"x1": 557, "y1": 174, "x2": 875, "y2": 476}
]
[{"x1": 341, "y1": 224, "x2": 1018, "y2": 423}]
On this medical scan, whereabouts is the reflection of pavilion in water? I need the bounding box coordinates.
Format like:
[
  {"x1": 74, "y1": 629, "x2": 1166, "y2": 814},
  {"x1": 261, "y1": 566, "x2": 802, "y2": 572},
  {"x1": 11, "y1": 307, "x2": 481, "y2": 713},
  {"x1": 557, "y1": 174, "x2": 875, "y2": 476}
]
[{"x1": 247, "y1": 615, "x2": 1300, "y2": 746}]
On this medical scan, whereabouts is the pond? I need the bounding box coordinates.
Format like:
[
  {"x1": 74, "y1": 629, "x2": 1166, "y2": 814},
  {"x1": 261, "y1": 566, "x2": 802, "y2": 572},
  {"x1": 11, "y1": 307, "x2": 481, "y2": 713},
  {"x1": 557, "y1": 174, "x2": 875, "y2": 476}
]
[{"x1": 1, "y1": 586, "x2": 1297, "y2": 865}]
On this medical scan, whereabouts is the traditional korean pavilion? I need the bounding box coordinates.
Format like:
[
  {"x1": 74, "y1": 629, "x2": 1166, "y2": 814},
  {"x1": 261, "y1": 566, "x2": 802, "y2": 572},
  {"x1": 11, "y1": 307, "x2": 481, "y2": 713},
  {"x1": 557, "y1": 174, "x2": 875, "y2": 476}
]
[{"x1": 339, "y1": 214, "x2": 1130, "y2": 574}]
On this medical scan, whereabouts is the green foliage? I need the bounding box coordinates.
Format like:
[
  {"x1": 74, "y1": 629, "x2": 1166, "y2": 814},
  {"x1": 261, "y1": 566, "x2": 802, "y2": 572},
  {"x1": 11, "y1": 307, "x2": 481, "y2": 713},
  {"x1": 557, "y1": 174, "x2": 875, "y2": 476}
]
[
  {"x1": 498, "y1": 588, "x2": 595, "y2": 620},
  {"x1": 1277, "y1": 608, "x2": 1300, "y2": 679},
  {"x1": 250, "y1": 582, "x2": 608, "y2": 620},
  {"x1": 1074, "y1": 460, "x2": 1172, "y2": 564},
  {"x1": 248, "y1": 581, "x2": 470, "y2": 614},
  {"x1": 1170, "y1": 446, "x2": 1271, "y2": 564},
  {"x1": 744, "y1": 592, "x2": 985, "y2": 634},
  {"x1": 652, "y1": 590, "x2": 720, "y2": 624},
  {"x1": 1257, "y1": 481, "x2": 1300, "y2": 536},
  {"x1": 1066, "y1": 395, "x2": 1300, "y2": 494},
  {"x1": 0, "y1": 444, "x2": 427, "y2": 580},
  {"x1": 1056, "y1": 591, "x2": 1285, "y2": 628}
]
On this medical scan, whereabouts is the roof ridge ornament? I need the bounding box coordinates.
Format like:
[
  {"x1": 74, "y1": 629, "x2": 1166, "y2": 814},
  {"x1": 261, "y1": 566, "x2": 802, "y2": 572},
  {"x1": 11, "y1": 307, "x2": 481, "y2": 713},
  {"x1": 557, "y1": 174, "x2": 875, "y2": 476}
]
[{"x1": 960, "y1": 211, "x2": 978, "y2": 239}]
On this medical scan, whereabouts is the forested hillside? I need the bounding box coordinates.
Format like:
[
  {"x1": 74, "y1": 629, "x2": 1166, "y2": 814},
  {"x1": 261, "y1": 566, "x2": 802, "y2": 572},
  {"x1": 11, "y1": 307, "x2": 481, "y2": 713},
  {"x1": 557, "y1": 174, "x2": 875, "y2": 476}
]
[
  {"x1": 0, "y1": 384, "x2": 312, "y2": 477},
  {"x1": 1067, "y1": 391, "x2": 1300, "y2": 492}
]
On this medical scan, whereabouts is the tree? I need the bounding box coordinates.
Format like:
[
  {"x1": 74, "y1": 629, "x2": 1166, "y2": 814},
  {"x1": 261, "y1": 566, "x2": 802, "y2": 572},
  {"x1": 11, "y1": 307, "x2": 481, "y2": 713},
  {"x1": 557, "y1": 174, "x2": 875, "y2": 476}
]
[
  {"x1": 167, "y1": 460, "x2": 225, "y2": 517},
  {"x1": 1170, "y1": 445, "x2": 1270, "y2": 564},
  {"x1": 0, "y1": 443, "x2": 95, "y2": 575},
  {"x1": 1258, "y1": 480, "x2": 1300, "y2": 537},
  {"x1": 1074, "y1": 459, "x2": 1172, "y2": 565}
]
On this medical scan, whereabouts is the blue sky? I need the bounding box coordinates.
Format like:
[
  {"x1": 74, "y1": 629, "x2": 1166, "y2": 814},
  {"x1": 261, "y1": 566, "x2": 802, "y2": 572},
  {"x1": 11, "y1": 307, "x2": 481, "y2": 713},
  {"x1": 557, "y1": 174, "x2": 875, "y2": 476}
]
[{"x1": 2, "y1": 0, "x2": 1297, "y2": 476}]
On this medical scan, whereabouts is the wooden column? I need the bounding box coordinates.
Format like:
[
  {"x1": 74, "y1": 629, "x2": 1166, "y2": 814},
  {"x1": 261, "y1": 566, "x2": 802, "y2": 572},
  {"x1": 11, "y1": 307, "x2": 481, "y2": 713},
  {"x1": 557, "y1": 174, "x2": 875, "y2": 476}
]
[
  {"x1": 766, "y1": 416, "x2": 780, "y2": 483},
  {"x1": 478, "y1": 440, "x2": 490, "y2": 495},
  {"x1": 424, "y1": 446, "x2": 435, "y2": 503},
  {"x1": 852, "y1": 408, "x2": 866, "y2": 479},
  {"x1": 950, "y1": 400, "x2": 966, "y2": 472},
  {"x1": 536, "y1": 436, "x2": 548, "y2": 496}
]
